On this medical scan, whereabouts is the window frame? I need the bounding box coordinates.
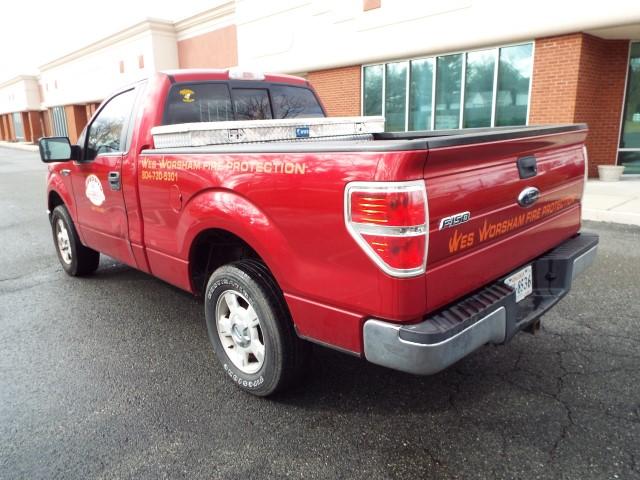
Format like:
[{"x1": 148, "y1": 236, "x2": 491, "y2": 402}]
[
  {"x1": 361, "y1": 40, "x2": 535, "y2": 132},
  {"x1": 161, "y1": 80, "x2": 327, "y2": 126},
  {"x1": 407, "y1": 57, "x2": 435, "y2": 131},
  {"x1": 82, "y1": 86, "x2": 140, "y2": 162},
  {"x1": 617, "y1": 40, "x2": 640, "y2": 171}
]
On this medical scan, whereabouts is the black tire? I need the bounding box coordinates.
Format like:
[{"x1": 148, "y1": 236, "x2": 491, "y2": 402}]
[
  {"x1": 204, "y1": 259, "x2": 309, "y2": 396},
  {"x1": 50, "y1": 205, "x2": 100, "y2": 276}
]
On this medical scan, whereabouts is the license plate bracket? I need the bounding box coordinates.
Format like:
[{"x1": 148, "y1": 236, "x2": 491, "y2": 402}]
[{"x1": 504, "y1": 265, "x2": 533, "y2": 303}]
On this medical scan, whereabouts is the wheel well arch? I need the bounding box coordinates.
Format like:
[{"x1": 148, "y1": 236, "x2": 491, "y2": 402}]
[
  {"x1": 189, "y1": 228, "x2": 268, "y2": 296},
  {"x1": 48, "y1": 190, "x2": 64, "y2": 213}
]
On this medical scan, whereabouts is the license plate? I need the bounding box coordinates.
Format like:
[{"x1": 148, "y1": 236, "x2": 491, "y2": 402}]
[{"x1": 504, "y1": 265, "x2": 533, "y2": 303}]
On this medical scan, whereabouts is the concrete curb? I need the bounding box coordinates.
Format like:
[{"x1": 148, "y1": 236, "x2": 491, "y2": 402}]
[{"x1": 582, "y1": 209, "x2": 640, "y2": 227}]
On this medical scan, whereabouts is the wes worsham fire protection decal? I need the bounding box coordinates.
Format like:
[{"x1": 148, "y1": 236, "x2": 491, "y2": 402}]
[{"x1": 85, "y1": 174, "x2": 105, "y2": 206}]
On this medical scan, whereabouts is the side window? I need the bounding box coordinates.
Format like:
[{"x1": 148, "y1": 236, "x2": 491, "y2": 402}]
[
  {"x1": 232, "y1": 89, "x2": 273, "y2": 120},
  {"x1": 163, "y1": 83, "x2": 233, "y2": 125},
  {"x1": 85, "y1": 89, "x2": 136, "y2": 161},
  {"x1": 270, "y1": 86, "x2": 325, "y2": 119}
]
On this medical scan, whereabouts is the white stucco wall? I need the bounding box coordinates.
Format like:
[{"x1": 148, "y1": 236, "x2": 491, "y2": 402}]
[
  {"x1": 38, "y1": 21, "x2": 178, "y2": 108},
  {"x1": 235, "y1": 0, "x2": 640, "y2": 73},
  {"x1": 0, "y1": 77, "x2": 41, "y2": 114}
]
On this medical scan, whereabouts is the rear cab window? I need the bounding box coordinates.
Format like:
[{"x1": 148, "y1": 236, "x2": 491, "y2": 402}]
[{"x1": 162, "y1": 81, "x2": 325, "y2": 125}]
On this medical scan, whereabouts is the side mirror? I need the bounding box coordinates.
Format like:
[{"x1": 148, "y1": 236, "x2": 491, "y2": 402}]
[{"x1": 38, "y1": 137, "x2": 80, "y2": 163}]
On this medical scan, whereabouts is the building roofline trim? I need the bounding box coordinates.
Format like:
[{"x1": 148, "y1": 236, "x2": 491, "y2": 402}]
[
  {"x1": 174, "y1": 1, "x2": 236, "y2": 41},
  {"x1": 0, "y1": 75, "x2": 39, "y2": 90},
  {"x1": 39, "y1": 19, "x2": 176, "y2": 72}
]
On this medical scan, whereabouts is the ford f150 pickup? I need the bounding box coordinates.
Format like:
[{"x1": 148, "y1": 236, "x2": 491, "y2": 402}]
[{"x1": 39, "y1": 69, "x2": 598, "y2": 396}]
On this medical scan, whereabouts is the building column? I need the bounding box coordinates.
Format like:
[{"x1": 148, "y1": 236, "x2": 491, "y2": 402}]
[
  {"x1": 7, "y1": 113, "x2": 16, "y2": 141},
  {"x1": 0, "y1": 115, "x2": 7, "y2": 140},
  {"x1": 21, "y1": 112, "x2": 33, "y2": 142},
  {"x1": 529, "y1": 33, "x2": 629, "y2": 177},
  {"x1": 42, "y1": 110, "x2": 52, "y2": 137},
  {"x1": 27, "y1": 111, "x2": 44, "y2": 143},
  {"x1": 64, "y1": 105, "x2": 88, "y2": 144}
]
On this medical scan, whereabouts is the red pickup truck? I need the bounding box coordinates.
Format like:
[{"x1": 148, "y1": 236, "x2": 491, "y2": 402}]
[{"x1": 39, "y1": 69, "x2": 598, "y2": 396}]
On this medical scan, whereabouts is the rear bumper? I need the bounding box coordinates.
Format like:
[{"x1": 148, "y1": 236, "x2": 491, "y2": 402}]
[{"x1": 363, "y1": 232, "x2": 599, "y2": 375}]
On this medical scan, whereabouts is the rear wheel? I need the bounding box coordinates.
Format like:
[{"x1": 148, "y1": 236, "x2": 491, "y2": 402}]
[
  {"x1": 204, "y1": 259, "x2": 309, "y2": 396},
  {"x1": 50, "y1": 205, "x2": 100, "y2": 276}
]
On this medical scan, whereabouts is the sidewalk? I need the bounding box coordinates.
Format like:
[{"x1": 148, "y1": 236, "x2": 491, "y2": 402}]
[
  {"x1": 583, "y1": 177, "x2": 640, "y2": 227},
  {"x1": 1, "y1": 140, "x2": 639, "y2": 226},
  {"x1": 0, "y1": 140, "x2": 38, "y2": 152}
]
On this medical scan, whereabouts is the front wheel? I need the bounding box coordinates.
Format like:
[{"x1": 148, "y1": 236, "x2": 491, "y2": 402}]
[
  {"x1": 204, "y1": 259, "x2": 309, "y2": 396},
  {"x1": 50, "y1": 205, "x2": 100, "y2": 276}
]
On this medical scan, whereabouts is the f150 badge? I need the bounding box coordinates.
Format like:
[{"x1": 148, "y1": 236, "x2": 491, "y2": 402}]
[{"x1": 439, "y1": 211, "x2": 471, "y2": 230}]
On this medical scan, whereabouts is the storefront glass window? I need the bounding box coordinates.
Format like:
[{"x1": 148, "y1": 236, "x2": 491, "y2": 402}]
[
  {"x1": 435, "y1": 54, "x2": 463, "y2": 130},
  {"x1": 12, "y1": 113, "x2": 24, "y2": 141},
  {"x1": 50, "y1": 106, "x2": 68, "y2": 137},
  {"x1": 385, "y1": 62, "x2": 408, "y2": 131},
  {"x1": 463, "y1": 49, "x2": 495, "y2": 128},
  {"x1": 408, "y1": 58, "x2": 434, "y2": 131},
  {"x1": 495, "y1": 43, "x2": 533, "y2": 126},
  {"x1": 363, "y1": 65, "x2": 383, "y2": 116},
  {"x1": 619, "y1": 42, "x2": 640, "y2": 174},
  {"x1": 362, "y1": 43, "x2": 533, "y2": 131}
]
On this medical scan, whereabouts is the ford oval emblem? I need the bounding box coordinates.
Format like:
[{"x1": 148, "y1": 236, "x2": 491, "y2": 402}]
[{"x1": 518, "y1": 187, "x2": 540, "y2": 207}]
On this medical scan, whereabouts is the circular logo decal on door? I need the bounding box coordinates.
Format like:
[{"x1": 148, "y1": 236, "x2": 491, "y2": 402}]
[{"x1": 85, "y1": 174, "x2": 105, "y2": 206}]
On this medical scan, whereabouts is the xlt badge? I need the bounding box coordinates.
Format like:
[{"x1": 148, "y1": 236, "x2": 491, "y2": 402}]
[{"x1": 439, "y1": 211, "x2": 471, "y2": 230}]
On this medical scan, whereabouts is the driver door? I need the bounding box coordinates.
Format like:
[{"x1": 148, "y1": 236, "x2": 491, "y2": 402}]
[{"x1": 70, "y1": 88, "x2": 137, "y2": 266}]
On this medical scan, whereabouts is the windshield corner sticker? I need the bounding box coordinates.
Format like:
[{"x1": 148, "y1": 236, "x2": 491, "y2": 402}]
[
  {"x1": 179, "y1": 88, "x2": 195, "y2": 103},
  {"x1": 85, "y1": 174, "x2": 105, "y2": 207}
]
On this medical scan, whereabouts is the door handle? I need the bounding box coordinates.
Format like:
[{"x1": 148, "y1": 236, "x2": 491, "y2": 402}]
[
  {"x1": 108, "y1": 171, "x2": 121, "y2": 191},
  {"x1": 60, "y1": 169, "x2": 71, "y2": 176}
]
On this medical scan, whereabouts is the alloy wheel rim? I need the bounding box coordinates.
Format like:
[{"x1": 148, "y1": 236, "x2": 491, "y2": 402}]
[
  {"x1": 215, "y1": 289, "x2": 265, "y2": 374},
  {"x1": 56, "y1": 219, "x2": 72, "y2": 264}
]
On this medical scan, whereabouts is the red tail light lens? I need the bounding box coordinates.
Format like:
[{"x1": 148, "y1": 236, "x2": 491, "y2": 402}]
[
  {"x1": 350, "y1": 190, "x2": 426, "y2": 226},
  {"x1": 345, "y1": 181, "x2": 428, "y2": 277}
]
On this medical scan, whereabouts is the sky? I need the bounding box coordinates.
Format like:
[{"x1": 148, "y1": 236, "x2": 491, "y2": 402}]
[{"x1": 0, "y1": 0, "x2": 217, "y2": 83}]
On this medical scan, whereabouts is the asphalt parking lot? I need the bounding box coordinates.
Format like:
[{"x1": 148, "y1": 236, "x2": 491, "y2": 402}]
[{"x1": 0, "y1": 147, "x2": 638, "y2": 480}]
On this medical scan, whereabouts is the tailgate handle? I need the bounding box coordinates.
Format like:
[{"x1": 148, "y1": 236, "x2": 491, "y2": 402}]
[{"x1": 517, "y1": 156, "x2": 537, "y2": 179}]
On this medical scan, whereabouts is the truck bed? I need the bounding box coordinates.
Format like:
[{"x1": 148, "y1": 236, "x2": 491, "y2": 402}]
[{"x1": 139, "y1": 123, "x2": 587, "y2": 353}]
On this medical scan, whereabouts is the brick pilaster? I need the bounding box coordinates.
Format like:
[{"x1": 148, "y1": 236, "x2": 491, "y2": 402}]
[{"x1": 529, "y1": 33, "x2": 629, "y2": 177}]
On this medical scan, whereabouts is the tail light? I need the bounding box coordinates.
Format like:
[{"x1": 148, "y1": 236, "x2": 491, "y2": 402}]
[{"x1": 345, "y1": 180, "x2": 428, "y2": 277}]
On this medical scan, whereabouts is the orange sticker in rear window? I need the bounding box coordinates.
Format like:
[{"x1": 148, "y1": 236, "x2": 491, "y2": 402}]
[{"x1": 179, "y1": 89, "x2": 195, "y2": 103}]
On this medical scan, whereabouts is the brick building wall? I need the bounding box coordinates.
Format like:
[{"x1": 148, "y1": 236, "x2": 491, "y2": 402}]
[
  {"x1": 574, "y1": 35, "x2": 629, "y2": 177},
  {"x1": 178, "y1": 25, "x2": 238, "y2": 69},
  {"x1": 306, "y1": 66, "x2": 361, "y2": 117},
  {"x1": 529, "y1": 33, "x2": 629, "y2": 176}
]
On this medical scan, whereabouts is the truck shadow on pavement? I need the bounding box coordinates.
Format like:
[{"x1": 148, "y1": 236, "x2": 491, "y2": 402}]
[{"x1": 73, "y1": 253, "x2": 639, "y2": 479}]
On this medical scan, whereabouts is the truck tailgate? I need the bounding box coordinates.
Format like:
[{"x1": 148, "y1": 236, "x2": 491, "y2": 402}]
[{"x1": 424, "y1": 127, "x2": 587, "y2": 313}]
